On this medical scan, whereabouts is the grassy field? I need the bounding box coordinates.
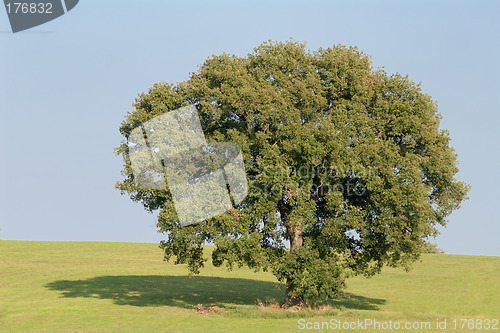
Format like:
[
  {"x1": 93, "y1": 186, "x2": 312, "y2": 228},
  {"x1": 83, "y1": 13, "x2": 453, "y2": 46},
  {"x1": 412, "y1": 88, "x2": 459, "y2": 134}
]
[{"x1": 0, "y1": 241, "x2": 498, "y2": 332}]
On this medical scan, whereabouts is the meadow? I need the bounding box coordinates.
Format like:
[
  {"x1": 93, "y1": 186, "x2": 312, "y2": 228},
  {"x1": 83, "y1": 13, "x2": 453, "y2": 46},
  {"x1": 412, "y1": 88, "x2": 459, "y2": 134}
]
[{"x1": 0, "y1": 241, "x2": 498, "y2": 332}]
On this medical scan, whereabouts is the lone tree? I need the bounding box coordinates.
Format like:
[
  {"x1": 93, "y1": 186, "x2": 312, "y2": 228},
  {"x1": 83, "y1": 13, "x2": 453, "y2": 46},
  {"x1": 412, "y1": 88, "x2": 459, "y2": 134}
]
[{"x1": 116, "y1": 40, "x2": 469, "y2": 307}]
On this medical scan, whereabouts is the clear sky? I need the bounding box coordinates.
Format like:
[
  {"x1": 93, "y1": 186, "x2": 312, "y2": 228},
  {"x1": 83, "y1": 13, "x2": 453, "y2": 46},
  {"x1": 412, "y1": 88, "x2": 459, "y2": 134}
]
[{"x1": 1, "y1": 0, "x2": 498, "y2": 256}]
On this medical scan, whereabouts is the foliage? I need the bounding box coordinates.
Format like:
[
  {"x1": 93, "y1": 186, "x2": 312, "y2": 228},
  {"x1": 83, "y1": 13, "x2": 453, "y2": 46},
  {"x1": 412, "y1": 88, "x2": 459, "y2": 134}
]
[
  {"x1": 423, "y1": 242, "x2": 445, "y2": 254},
  {"x1": 115, "y1": 40, "x2": 469, "y2": 305}
]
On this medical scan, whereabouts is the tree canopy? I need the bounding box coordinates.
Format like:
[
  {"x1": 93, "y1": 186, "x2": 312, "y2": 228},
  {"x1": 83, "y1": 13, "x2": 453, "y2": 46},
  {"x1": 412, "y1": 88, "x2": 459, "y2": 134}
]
[{"x1": 116, "y1": 40, "x2": 469, "y2": 306}]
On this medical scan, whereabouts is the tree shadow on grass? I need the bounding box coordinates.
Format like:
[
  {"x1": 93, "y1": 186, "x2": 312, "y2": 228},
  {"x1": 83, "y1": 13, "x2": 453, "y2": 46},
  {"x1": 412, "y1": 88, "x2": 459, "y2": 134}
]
[
  {"x1": 46, "y1": 275, "x2": 281, "y2": 309},
  {"x1": 45, "y1": 275, "x2": 385, "y2": 311},
  {"x1": 330, "y1": 293, "x2": 386, "y2": 310}
]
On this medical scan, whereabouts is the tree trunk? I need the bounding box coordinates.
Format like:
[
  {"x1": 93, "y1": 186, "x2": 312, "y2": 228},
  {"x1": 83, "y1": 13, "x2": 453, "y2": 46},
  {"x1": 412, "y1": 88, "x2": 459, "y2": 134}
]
[
  {"x1": 279, "y1": 199, "x2": 305, "y2": 308},
  {"x1": 289, "y1": 227, "x2": 303, "y2": 252},
  {"x1": 283, "y1": 227, "x2": 305, "y2": 308}
]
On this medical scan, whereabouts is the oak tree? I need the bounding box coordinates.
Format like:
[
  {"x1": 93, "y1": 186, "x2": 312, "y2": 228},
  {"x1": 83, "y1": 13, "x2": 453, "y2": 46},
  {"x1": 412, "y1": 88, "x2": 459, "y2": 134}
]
[{"x1": 116, "y1": 40, "x2": 469, "y2": 307}]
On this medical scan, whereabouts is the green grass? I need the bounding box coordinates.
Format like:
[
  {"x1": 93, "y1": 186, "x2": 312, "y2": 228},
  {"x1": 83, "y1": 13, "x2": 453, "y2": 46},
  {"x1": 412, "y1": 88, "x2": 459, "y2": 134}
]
[{"x1": 0, "y1": 241, "x2": 498, "y2": 332}]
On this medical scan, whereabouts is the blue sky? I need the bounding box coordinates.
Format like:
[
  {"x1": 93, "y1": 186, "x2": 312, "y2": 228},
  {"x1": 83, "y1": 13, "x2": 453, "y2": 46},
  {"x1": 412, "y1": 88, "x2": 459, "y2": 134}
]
[{"x1": 1, "y1": 0, "x2": 498, "y2": 256}]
